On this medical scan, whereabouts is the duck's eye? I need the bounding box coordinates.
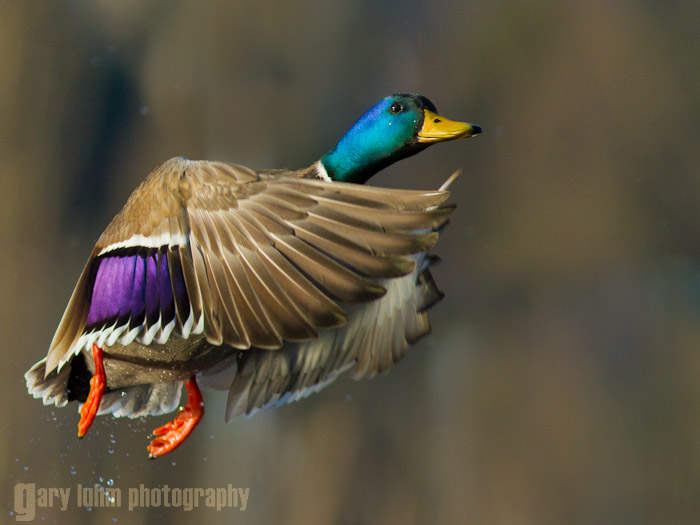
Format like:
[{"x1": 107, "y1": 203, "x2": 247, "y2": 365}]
[{"x1": 390, "y1": 102, "x2": 403, "y2": 114}]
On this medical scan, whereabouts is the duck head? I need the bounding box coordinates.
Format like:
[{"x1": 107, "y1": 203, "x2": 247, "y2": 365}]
[{"x1": 319, "y1": 93, "x2": 481, "y2": 184}]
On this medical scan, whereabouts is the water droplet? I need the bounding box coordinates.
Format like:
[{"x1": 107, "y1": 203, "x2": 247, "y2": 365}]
[
  {"x1": 99, "y1": 476, "x2": 104, "y2": 483},
  {"x1": 70, "y1": 466, "x2": 76, "y2": 475},
  {"x1": 107, "y1": 479, "x2": 114, "y2": 486},
  {"x1": 171, "y1": 461, "x2": 176, "y2": 466},
  {"x1": 23, "y1": 466, "x2": 28, "y2": 471}
]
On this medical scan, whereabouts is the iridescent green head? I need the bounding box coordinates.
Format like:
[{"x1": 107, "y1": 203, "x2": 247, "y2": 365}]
[{"x1": 319, "y1": 93, "x2": 481, "y2": 184}]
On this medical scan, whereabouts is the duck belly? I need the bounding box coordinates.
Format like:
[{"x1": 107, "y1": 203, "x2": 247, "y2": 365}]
[{"x1": 89, "y1": 335, "x2": 233, "y2": 388}]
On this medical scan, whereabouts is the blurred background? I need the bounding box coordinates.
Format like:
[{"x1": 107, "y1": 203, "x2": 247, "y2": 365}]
[{"x1": 2, "y1": 1, "x2": 700, "y2": 523}]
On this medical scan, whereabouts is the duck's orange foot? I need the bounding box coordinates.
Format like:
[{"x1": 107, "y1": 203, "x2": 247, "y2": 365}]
[
  {"x1": 78, "y1": 343, "x2": 107, "y2": 438},
  {"x1": 147, "y1": 376, "x2": 204, "y2": 459}
]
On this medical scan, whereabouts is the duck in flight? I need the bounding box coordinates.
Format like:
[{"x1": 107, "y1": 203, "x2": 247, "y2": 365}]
[{"x1": 26, "y1": 93, "x2": 481, "y2": 458}]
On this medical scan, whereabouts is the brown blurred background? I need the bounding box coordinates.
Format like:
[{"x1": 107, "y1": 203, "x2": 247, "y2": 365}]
[{"x1": 2, "y1": 1, "x2": 700, "y2": 523}]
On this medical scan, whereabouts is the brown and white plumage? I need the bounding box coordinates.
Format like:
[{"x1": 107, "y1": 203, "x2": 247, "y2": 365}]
[{"x1": 27, "y1": 156, "x2": 454, "y2": 418}]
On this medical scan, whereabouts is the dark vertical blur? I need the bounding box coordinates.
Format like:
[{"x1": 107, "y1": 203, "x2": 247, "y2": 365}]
[{"x1": 3, "y1": 1, "x2": 700, "y2": 523}]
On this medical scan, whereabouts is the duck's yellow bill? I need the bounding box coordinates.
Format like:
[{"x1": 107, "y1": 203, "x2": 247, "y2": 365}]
[{"x1": 417, "y1": 110, "x2": 482, "y2": 143}]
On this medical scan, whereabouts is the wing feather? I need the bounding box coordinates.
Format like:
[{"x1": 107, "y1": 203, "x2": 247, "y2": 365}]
[{"x1": 43, "y1": 157, "x2": 454, "y2": 375}]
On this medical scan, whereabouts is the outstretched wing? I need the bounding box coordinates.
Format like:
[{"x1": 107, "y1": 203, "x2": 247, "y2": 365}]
[{"x1": 45, "y1": 157, "x2": 452, "y2": 374}]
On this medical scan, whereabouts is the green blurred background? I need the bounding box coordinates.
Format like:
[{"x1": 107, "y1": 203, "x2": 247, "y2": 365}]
[{"x1": 3, "y1": 1, "x2": 700, "y2": 523}]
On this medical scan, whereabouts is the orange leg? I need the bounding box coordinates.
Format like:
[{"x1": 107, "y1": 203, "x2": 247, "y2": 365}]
[
  {"x1": 78, "y1": 343, "x2": 107, "y2": 438},
  {"x1": 147, "y1": 376, "x2": 204, "y2": 459}
]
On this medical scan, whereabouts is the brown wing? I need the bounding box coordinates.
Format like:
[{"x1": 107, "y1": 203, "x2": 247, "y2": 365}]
[
  {"x1": 45, "y1": 157, "x2": 452, "y2": 374},
  {"x1": 213, "y1": 253, "x2": 445, "y2": 420}
]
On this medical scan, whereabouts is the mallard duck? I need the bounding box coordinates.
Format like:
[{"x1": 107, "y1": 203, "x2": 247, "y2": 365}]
[{"x1": 26, "y1": 93, "x2": 481, "y2": 458}]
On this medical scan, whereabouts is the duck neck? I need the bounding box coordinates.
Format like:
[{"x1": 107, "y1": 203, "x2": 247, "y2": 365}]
[
  {"x1": 319, "y1": 147, "x2": 388, "y2": 184},
  {"x1": 319, "y1": 126, "x2": 425, "y2": 184}
]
